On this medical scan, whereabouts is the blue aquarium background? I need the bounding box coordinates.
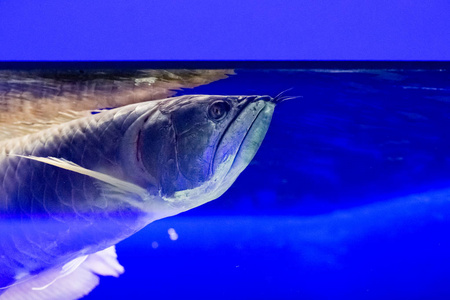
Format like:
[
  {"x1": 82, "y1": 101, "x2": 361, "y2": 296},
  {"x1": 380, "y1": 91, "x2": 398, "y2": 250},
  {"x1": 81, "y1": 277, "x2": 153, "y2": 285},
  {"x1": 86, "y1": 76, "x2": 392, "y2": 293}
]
[{"x1": 79, "y1": 68, "x2": 450, "y2": 300}]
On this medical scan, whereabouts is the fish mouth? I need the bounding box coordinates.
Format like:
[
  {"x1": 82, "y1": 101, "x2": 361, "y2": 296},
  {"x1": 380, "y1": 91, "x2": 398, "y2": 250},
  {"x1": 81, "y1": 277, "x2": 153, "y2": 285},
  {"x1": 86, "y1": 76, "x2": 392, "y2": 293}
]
[
  {"x1": 227, "y1": 101, "x2": 275, "y2": 178},
  {"x1": 212, "y1": 97, "x2": 275, "y2": 184}
]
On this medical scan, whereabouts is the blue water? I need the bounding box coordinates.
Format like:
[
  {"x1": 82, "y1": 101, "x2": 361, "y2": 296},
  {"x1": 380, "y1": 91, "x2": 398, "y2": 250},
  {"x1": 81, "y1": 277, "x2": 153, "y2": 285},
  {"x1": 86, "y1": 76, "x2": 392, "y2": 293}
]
[{"x1": 88, "y1": 69, "x2": 450, "y2": 299}]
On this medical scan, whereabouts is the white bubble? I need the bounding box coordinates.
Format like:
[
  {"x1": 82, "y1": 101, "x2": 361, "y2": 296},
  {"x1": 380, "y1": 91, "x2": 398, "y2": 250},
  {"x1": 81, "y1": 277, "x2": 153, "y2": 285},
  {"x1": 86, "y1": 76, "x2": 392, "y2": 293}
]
[
  {"x1": 151, "y1": 241, "x2": 159, "y2": 249},
  {"x1": 168, "y1": 228, "x2": 178, "y2": 241}
]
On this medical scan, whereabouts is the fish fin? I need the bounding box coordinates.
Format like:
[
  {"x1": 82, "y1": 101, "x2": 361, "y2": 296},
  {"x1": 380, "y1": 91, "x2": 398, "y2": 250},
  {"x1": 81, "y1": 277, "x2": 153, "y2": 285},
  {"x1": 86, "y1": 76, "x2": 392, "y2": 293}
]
[
  {"x1": 0, "y1": 246, "x2": 124, "y2": 300},
  {"x1": 31, "y1": 255, "x2": 89, "y2": 291},
  {"x1": 12, "y1": 155, "x2": 150, "y2": 202},
  {"x1": 82, "y1": 246, "x2": 125, "y2": 277}
]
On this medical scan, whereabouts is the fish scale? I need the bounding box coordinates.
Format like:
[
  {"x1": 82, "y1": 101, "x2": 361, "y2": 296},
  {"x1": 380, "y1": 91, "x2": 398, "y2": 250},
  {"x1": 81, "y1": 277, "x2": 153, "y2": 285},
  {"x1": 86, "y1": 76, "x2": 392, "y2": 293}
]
[{"x1": 0, "y1": 101, "x2": 158, "y2": 289}]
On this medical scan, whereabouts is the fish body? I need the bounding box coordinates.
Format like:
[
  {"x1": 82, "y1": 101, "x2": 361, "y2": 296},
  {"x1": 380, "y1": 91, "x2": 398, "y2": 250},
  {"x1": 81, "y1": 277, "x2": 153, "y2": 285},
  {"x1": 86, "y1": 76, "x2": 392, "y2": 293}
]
[{"x1": 0, "y1": 94, "x2": 276, "y2": 298}]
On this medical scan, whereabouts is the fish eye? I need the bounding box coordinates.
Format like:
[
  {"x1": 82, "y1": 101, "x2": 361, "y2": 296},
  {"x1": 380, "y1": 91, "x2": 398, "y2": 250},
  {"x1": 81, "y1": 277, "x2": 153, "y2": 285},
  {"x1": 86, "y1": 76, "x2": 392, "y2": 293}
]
[{"x1": 208, "y1": 101, "x2": 231, "y2": 121}]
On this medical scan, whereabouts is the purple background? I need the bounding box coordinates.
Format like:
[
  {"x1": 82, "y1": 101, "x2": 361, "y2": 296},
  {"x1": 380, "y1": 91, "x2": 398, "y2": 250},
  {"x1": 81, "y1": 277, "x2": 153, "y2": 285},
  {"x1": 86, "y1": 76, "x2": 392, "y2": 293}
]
[{"x1": 0, "y1": 0, "x2": 449, "y2": 61}]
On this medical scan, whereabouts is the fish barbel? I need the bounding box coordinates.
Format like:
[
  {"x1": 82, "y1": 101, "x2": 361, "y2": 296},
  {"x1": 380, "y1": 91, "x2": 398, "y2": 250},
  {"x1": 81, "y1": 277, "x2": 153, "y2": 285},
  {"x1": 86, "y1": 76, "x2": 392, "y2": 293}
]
[{"x1": 0, "y1": 94, "x2": 277, "y2": 299}]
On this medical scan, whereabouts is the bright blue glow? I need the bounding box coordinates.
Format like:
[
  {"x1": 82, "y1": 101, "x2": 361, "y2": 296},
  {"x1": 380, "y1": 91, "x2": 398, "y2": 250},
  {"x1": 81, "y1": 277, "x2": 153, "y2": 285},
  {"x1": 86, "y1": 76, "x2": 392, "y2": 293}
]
[{"x1": 0, "y1": 0, "x2": 449, "y2": 60}]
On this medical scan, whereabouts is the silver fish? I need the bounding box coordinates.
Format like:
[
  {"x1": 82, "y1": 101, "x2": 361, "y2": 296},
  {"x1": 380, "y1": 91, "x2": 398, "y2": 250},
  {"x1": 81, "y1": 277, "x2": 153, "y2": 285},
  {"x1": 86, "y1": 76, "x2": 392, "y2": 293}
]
[{"x1": 0, "y1": 93, "x2": 277, "y2": 299}]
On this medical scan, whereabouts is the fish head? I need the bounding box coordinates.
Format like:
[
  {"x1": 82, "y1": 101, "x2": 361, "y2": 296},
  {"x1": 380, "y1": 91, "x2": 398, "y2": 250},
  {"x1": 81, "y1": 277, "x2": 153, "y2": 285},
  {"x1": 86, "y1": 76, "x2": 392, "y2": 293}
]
[{"x1": 139, "y1": 95, "x2": 276, "y2": 214}]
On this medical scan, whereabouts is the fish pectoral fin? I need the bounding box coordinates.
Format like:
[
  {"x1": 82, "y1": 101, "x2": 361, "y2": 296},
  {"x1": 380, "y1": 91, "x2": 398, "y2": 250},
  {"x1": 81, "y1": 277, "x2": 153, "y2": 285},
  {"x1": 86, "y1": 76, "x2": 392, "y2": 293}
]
[
  {"x1": 0, "y1": 246, "x2": 124, "y2": 300},
  {"x1": 82, "y1": 245, "x2": 125, "y2": 277},
  {"x1": 11, "y1": 155, "x2": 150, "y2": 201},
  {"x1": 32, "y1": 255, "x2": 88, "y2": 291}
]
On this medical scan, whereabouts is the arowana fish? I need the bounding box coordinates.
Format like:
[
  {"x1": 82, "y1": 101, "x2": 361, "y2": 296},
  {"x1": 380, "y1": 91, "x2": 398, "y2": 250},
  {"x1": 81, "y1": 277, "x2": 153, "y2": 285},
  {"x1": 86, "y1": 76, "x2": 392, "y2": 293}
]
[{"x1": 0, "y1": 72, "x2": 279, "y2": 299}]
